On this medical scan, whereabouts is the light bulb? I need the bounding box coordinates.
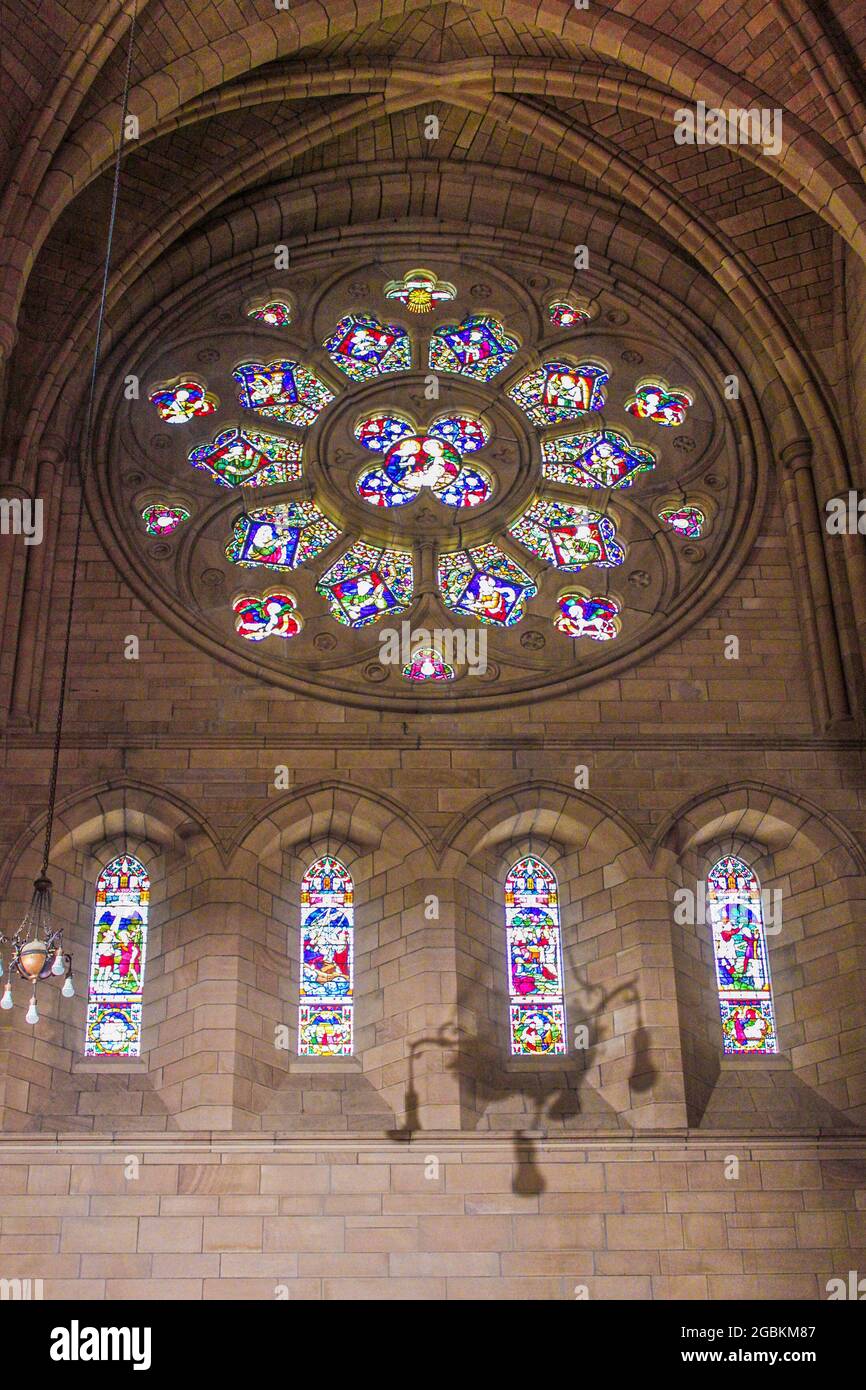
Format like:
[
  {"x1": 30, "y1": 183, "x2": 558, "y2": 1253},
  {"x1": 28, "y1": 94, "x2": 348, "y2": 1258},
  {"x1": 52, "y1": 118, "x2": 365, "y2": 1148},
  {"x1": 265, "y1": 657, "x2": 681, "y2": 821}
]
[
  {"x1": 25, "y1": 996, "x2": 38, "y2": 1025},
  {"x1": 0, "y1": 983, "x2": 12, "y2": 1010},
  {"x1": 51, "y1": 949, "x2": 65, "y2": 976},
  {"x1": 62, "y1": 976, "x2": 75, "y2": 999}
]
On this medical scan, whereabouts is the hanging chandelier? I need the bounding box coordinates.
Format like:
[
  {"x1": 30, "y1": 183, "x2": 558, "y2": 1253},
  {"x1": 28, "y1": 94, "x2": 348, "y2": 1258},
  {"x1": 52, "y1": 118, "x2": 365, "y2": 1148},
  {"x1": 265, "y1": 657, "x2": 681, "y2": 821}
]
[
  {"x1": 0, "y1": 0, "x2": 138, "y2": 1031},
  {"x1": 0, "y1": 876, "x2": 74, "y2": 1022}
]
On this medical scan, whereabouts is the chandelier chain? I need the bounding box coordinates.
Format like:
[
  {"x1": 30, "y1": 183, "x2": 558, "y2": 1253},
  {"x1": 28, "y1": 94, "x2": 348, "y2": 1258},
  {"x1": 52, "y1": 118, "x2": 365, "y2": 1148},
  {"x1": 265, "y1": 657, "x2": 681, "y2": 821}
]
[{"x1": 40, "y1": 0, "x2": 139, "y2": 878}]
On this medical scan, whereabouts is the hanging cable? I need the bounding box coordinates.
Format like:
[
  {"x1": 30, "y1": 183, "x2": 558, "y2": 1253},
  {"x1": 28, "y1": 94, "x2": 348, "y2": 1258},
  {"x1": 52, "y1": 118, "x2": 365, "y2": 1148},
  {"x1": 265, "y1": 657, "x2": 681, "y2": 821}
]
[{"x1": 39, "y1": 0, "x2": 139, "y2": 879}]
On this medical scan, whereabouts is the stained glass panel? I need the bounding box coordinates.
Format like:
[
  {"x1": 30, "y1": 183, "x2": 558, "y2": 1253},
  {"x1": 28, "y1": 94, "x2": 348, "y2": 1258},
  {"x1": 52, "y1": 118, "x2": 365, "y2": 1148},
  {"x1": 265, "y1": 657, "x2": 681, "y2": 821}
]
[
  {"x1": 548, "y1": 300, "x2": 591, "y2": 327},
  {"x1": 505, "y1": 856, "x2": 567, "y2": 1056},
  {"x1": 233, "y1": 589, "x2": 303, "y2": 641},
  {"x1": 508, "y1": 360, "x2": 608, "y2": 427},
  {"x1": 299, "y1": 857, "x2": 354, "y2": 1056},
  {"x1": 298, "y1": 1005, "x2": 353, "y2": 1057},
  {"x1": 85, "y1": 855, "x2": 149, "y2": 1058},
  {"x1": 554, "y1": 591, "x2": 621, "y2": 641},
  {"x1": 317, "y1": 542, "x2": 413, "y2": 628},
  {"x1": 149, "y1": 379, "x2": 218, "y2": 424},
  {"x1": 433, "y1": 465, "x2": 492, "y2": 508},
  {"x1": 401, "y1": 647, "x2": 455, "y2": 682},
  {"x1": 659, "y1": 505, "x2": 705, "y2": 538},
  {"x1": 225, "y1": 501, "x2": 338, "y2": 571},
  {"x1": 323, "y1": 314, "x2": 411, "y2": 380},
  {"x1": 625, "y1": 380, "x2": 692, "y2": 427},
  {"x1": 355, "y1": 467, "x2": 417, "y2": 508},
  {"x1": 141, "y1": 503, "x2": 189, "y2": 536},
  {"x1": 188, "y1": 427, "x2": 303, "y2": 489},
  {"x1": 510, "y1": 1003, "x2": 567, "y2": 1056},
  {"x1": 428, "y1": 413, "x2": 489, "y2": 454},
  {"x1": 233, "y1": 359, "x2": 334, "y2": 428},
  {"x1": 707, "y1": 856, "x2": 777, "y2": 1056},
  {"x1": 354, "y1": 411, "x2": 493, "y2": 510},
  {"x1": 247, "y1": 299, "x2": 293, "y2": 328},
  {"x1": 383, "y1": 268, "x2": 456, "y2": 313},
  {"x1": 541, "y1": 429, "x2": 656, "y2": 490},
  {"x1": 438, "y1": 543, "x2": 537, "y2": 627},
  {"x1": 429, "y1": 315, "x2": 519, "y2": 380},
  {"x1": 509, "y1": 500, "x2": 625, "y2": 571},
  {"x1": 354, "y1": 413, "x2": 415, "y2": 452}
]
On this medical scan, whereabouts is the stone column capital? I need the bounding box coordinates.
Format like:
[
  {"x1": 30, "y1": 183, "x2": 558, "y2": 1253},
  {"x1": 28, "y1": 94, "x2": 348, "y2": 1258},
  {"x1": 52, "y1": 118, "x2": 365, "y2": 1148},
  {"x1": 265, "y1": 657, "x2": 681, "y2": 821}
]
[{"x1": 779, "y1": 438, "x2": 813, "y2": 471}]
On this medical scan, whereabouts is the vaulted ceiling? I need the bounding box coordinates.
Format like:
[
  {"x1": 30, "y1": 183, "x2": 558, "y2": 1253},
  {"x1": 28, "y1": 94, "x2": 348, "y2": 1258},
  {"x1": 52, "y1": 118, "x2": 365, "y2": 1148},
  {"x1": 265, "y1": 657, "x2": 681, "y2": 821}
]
[{"x1": 1, "y1": 0, "x2": 863, "y2": 524}]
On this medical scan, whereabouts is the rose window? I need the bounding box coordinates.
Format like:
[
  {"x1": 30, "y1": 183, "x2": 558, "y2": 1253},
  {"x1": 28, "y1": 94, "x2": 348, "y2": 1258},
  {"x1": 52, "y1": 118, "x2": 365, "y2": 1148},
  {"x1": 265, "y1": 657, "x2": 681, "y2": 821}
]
[{"x1": 100, "y1": 251, "x2": 746, "y2": 708}]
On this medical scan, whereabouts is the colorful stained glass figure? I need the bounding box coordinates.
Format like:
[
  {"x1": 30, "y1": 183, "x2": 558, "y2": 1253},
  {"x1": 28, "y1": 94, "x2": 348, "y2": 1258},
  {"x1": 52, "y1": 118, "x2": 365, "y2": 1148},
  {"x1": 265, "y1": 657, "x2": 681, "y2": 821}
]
[
  {"x1": 401, "y1": 647, "x2": 456, "y2": 682},
  {"x1": 658, "y1": 505, "x2": 705, "y2": 538},
  {"x1": 299, "y1": 1005, "x2": 353, "y2": 1057},
  {"x1": 85, "y1": 855, "x2": 149, "y2": 1058},
  {"x1": 148, "y1": 378, "x2": 218, "y2": 424},
  {"x1": 541, "y1": 428, "x2": 656, "y2": 490},
  {"x1": 188, "y1": 426, "x2": 303, "y2": 489},
  {"x1": 323, "y1": 313, "x2": 412, "y2": 381},
  {"x1": 438, "y1": 543, "x2": 537, "y2": 627},
  {"x1": 233, "y1": 589, "x2": 303, "y2": 641},
  {"x1": 383, "y1": 267, "x2": 456, "y2": 314},
  {"x1": 508, "y1": 360, "x2": 608, "y2": 427},
  {"x1": 554, "y1": 591, "x2": 621, "y2": 641},
  {"x1": 225, "y1": 501, "x2": 339, "y2": 571},
  {"x1": 429, "y1": 315, "x2": 519, "y2": 381},
  {"x1": 299, "y1": 856, "x2": 354, "y2": 1056},
  {"x1": 625, "y1": 379, "x2": 693, "y2": 427},
  {"x1": 317, "y1": 542, "x2": 413, "y2": 628},
  {"x1": 247, "y1": 299, "x2": 293, "y2": 328},
  {"x1": 353, "y1": 411, "x2": 493, "y2": 509},
  {"x1": 232, "y1": 359, "x2": 334, "y2": 428},
  {"x1": 510, "y1": 1002, "x2": 566, "y2": 1055},
  {"x1": 505, "y1": 856, "x2": 567, "y2": 1056},
  {"x1": 141, "y1": 503, "x2": 190, "y2": 536},
  {"x1": 707, "y1": 856, "x2": 777, "y2": 1056},
  {"x1": 509, "y1": 500, "x2": 625, "y2": 571},
  {"x1": 548, "y1": 299, "x2": 591, "y2": 327}
]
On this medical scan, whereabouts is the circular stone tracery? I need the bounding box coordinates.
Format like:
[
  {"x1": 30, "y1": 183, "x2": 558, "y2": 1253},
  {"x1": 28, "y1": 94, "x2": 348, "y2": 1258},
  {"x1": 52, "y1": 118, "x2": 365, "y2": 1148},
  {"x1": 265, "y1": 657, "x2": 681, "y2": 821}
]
[{"x1": 92, "y1": 247, "x2": 760, "y2": 710}]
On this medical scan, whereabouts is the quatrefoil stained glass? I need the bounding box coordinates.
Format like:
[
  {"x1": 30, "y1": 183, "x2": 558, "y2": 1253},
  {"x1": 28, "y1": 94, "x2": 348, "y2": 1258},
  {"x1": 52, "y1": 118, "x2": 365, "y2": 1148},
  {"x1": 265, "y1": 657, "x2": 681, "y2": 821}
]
[{"x1": 354, "y1": 412, "x2": 493, "y2": 509}]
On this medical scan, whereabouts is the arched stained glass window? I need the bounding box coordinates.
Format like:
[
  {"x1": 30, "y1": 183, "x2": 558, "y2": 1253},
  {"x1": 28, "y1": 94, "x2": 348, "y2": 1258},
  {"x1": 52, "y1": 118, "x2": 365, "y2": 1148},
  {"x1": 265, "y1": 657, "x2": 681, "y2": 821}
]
[
  {"x1": 707, "y1": 855, "x2": 777, "y2": 1055},
  {"x1": 299, "y1": 856, "x2": 354, "y2": 1056},
  {"x1": 505, "y1": 855, "x2": 567, "y2": 1055},
  {"x1": 85, "y1": 854, "x2": 149, "y2": 1057}
]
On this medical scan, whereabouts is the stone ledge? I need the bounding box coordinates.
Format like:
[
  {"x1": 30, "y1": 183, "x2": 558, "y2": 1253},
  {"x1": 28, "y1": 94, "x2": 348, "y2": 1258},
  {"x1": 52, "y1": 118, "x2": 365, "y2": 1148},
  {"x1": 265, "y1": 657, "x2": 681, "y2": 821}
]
[
  {"x1": 71, "y1": 1058, "x2": 149, "y2": 1075},
  {"x1": 0, "y1": 1129, "x2": 862, "y2": 1154},
  {"x1": 719, "y1": 1054, "x2": 792, "y2": 1071}
]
